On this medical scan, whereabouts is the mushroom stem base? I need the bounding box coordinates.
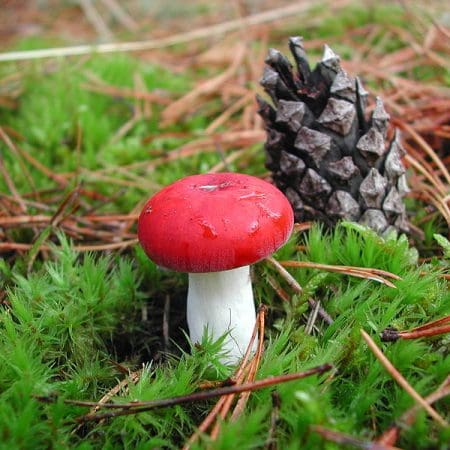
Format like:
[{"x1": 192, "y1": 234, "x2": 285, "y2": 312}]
[{"x1": 187, "y1": 265, "x2": 257, "y2": 363}]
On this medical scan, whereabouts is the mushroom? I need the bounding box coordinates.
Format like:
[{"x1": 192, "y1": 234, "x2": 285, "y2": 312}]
[{"x1": 138, "y1": 172, "x2": 294, "y2": 363}]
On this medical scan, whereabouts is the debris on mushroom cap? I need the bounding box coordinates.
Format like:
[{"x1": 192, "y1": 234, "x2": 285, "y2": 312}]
[{"x1": 138, "y1": 172, "x2": 294, "y2": 273}]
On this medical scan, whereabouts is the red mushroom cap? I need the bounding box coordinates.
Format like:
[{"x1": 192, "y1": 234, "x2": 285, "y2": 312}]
[{"x1": 138, "y1": 173, "x2": 294, "y2": 273}]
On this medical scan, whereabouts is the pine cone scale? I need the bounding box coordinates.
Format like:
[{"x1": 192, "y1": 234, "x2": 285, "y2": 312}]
[{"x1": 259, "y1": 38, "x2": 409, "y2": 234}]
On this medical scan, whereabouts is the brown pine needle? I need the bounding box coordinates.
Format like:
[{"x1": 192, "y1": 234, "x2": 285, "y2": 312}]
[
  {"x1": 72, "y1": 370, "x2": 141, "y2": 434},
  {"x1": 405, "y1": 145, "x2": 447, "y2": 194},
  {"x1": 280, "y1": 261, "x2": 401, "y2": 288},
  {"x1": 84, "y1": 130, "x2": 264, "y2": 178},
  {"x1": 181, "y1": 396, "x2": 230, "y2": 450},
  {"x1": 0, "y1": 239, "x2": 139, "y2": 254},
  {"x1": 384, "y1": 325, "x2": 450, "y2": 341},
  {"x1": 360, "y1": 329, "x2": 448, "y2": 427},
  {"x1": 419, "y1": 271, "x2": 450, "y2": 282},
  {"x1": 0, "y1": 214, "x2": 139, "y2": 227},
  {"x1": 83, "y1": 214, "x2": 139, "y2": 222},
  {"x1": 265, "y1": 274, "x2": 291, "y2": 302},
  {"x1": 265, "y1": 392, "x2": 281, "y2": 450},
  {"x1": 266, "y1": 256, "x2": 303, "y2": 294},
  {"x1": 82, "y1": 81, "x2": 170, "y2": 105},
  {"x1": 0, "y1": 128, "x2": 68, "y2": 188},
  {"x1": 377, "y1": 376, "x2": 450, "y2": 446},
  {"x1": 161, "y1": 44, "x2": 246, "y2": 126},
  {"x1": 207, "y1": 363, "x2": 249, "y2": 442},
  {"x1": 70, "y1": 364, "x2": 333, "y2": 423},
  {"x1": 230, "y1": 306, "x2": 267, "y2": 421},
  {"x1": 0, "y1": 2, "x2": 350, "y2": 62},
  {"x1": 381, "y1": 315, "x2": 450, "y2": 341},
  {"x1": 208, "y1": 148, "x2": 252, "y2": 174},
  {"x1": 0, "y1": 157, "x2": 27, "y2": 214},
  {"x1": 0, "y1": 126, "x2": 37, "y2": 196},
  {"x1": 409, "y1": 315, "x2": 450, "y2": 332},
  {"x1": 266, "y1": 257, "x2": 334, "y2": 325},
  {"x1": 184, "y1": 305, "x2": 267, "y2": 449},
  {"x1": 311, "y1": 425, "x2": 402, "y2": 450},
  {"x1": 205, "y1": 91, "x2": 254, "y2": 134},
  {"x1": 305, "y1": 300, "x2": 322, "y2": 335},
  {"x1": 26, "y1": 187, "x2": 82, "y2": 272},
  {"x1": 399, "y1": 121, "x2": 450, "y2": 185},
  {"x1": 294, "y1": 222, "x2": 314, "y2": 233},
  {"x1": 400, "y1": 124, "x2": 450, "y2": 226},
  {"x1": 404, "y1": 155, "x2": 446, "y2": 197},
  {"x1": 0, "y1": 215, "x2": 62, "y2": 226}
]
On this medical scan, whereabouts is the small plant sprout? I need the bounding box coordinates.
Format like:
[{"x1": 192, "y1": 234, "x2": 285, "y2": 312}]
[{"x1": 138, "y1": 172, "x2": 294, "y2": 363}]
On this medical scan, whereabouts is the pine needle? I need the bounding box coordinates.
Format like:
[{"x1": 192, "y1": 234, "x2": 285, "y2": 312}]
[{"x1": 360, "y1": 329, "x2": 448, "y2": 427}]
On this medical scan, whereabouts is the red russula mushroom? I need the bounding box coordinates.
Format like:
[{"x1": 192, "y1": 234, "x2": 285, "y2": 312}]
[{"x1": 138, "y1": 172, "x2": 294, "y2": 362}]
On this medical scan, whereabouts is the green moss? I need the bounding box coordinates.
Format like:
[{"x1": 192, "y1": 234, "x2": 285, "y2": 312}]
[{"x1": 0, "y1": 3, "x2": 448, "y2": 447}]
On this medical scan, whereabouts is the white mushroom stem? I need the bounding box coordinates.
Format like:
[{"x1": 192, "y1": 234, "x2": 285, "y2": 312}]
[{"x1": 186, "y1": 265, "x2": 257, "y2": 364}]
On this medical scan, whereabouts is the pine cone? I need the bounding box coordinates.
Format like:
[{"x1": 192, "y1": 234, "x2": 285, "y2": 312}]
[{"x1": 258, "y1": 37, "x2": 409, "y2": 234}]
